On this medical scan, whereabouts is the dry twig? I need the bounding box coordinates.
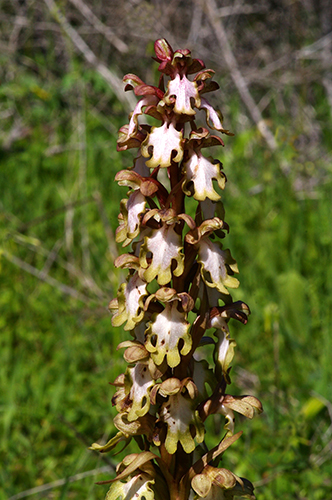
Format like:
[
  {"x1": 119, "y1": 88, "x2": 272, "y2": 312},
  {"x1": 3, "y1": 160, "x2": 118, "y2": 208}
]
[
  {"x1": 68, "y1": 0, "x2": 128, "y2": 53},
  {"x1": 42, "y1": 0, "x2": 135, "y2": 110},
  {"x1": 3, "y1": 250, "x2": 95, "y2": 304},
  {"x1": 12, "y1": 233, "x2": 107, "y2": 299},
  {"x1": 203, "y1": 0, "x2": 277, "y2": 151},
  {"x1": 7, "y1": 466, "x2": 113, "y2": 500}
]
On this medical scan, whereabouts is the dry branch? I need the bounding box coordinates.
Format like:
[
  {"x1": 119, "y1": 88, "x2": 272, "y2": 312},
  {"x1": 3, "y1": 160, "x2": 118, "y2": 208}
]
[
  {"x1": 3, "y1": 250, "x2": 95, "y2": 304},
  {"x1": 68, "y1": 0, "x2": 128, "y2": 53},
  {"x1": 7, "y1": 466, "x2": 113, "y2": 500},
  {"x1": 12, "y1": 234, "x2": 107, "y2": 299},
  {"x1": 203, "y1": 0, "x2": 277, "y2": 151},
  {"x1": 42, "y1": 0, "x2": 135, "y2": 110}
]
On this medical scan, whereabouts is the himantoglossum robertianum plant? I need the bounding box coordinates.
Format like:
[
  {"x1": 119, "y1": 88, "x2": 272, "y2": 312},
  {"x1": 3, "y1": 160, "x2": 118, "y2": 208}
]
[{"x1": 91, "y1": 38, "x2": 263, "y2": 500}]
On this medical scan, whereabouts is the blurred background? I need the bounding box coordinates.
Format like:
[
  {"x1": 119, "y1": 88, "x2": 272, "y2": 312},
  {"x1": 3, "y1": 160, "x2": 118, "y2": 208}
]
[{"x1": 1, "y1": 0, "x2": 332, "y2": 499}]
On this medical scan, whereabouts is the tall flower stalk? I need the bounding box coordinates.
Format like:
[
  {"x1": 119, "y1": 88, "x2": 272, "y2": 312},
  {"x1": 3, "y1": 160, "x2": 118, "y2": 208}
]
[{"x1": 91, "y1": 39, "x2": 262, "y2": 500}]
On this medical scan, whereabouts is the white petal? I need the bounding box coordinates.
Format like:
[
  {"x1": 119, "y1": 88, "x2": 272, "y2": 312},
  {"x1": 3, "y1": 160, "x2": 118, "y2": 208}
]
[
  {"x1": 200, "y1": 97, "x2": 224, "y2": 131},
  {"x1": 127, "y1": 363, "x2": 155, "y2": 421},
  {"x1": 160, "y1": 393, "x2": 204, "y2": 454},
  {"x1": 106, "y1": 473, "x2": 155, "y2": 500},
  {"x1": 127, "y1": 190, "x2": 146, "y2": 237},
  {"x1": 183, "y1": 151, "x2": 224, "y2": 201},
  {"x1": 140, "y1": 224, "x2": 184, "y2": 285},
  {"x1": 128, "y1": 96, "x2": 158, "y2": 136},
  {"x1": 141, "y1": 122, "x2": 183, "y2": 168},
  {"x1": 198, "y1": 240, "x2": 239, "y2": 294},
  {"x1": 164, "y1": 73, "x2": 200, "y2": 115},
  {"x1": 125, "y1": 274, "x2": 147, "y2": 321},
  {"x1": 146, "y1": 302, "x2": 191, "y2": 367}
]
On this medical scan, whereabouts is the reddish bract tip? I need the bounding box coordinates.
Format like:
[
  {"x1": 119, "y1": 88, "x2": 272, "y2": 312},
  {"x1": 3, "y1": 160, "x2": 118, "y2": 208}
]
[{"x1": 154, "y1": 38, "x2": 173, "y2": 62}]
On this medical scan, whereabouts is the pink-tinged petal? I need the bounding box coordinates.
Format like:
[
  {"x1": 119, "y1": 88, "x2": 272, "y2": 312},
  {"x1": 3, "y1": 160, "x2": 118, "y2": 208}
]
[
  {"x1": 132, "y1": 228, "x2": 152, "y2": 257},
  {"x1": 139, "y1": 224, "x2": 184, "y2": 285},
  {"x1": 123, "y1": 73, "x2": 145, "y2": 91},
  {"x1": 164, "y1": 73, "x2": 200, "y2": 115},
  {"x1": 200, "y1": 97, "x2": 232, "y2": 134},
  {"x1": 128, "y1": 96, "x2": 159, "y2": 137},
  {"x1": 145, "y1": 302, "x2": 192, "y2": 368},
  {"x1": 111, "y1": 272, "x2": 148, "y2": 331},
  {"x1": 198, "y1": 240, "x2": 239, "y2": 294},
  {"x1": 127, "y1": 191, "x2": 146, "y2": 238},
  {"x1": 141, "y1": 122, "x2": 184, "y2": 168},
  {"x1": 182, "y1": 151, "x2": 225, "y2": 201}
]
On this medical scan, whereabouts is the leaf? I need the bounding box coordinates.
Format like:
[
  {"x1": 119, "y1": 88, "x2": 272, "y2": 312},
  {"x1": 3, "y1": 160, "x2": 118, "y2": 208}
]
[{"x1": 301, "y1": 397, "x2": 325, "y2": 420}]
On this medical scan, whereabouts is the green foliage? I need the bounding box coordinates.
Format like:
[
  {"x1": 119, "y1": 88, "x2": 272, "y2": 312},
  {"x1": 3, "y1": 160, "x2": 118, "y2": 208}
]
[{"x1": 1, "y1": 37, "x2": 332, "y2": 500}]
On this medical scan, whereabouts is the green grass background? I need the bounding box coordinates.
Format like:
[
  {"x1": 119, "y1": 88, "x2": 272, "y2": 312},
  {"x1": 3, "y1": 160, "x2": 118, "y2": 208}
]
[{"x1": 1, "y1": 20, "x2": 332, "y2": 500}]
